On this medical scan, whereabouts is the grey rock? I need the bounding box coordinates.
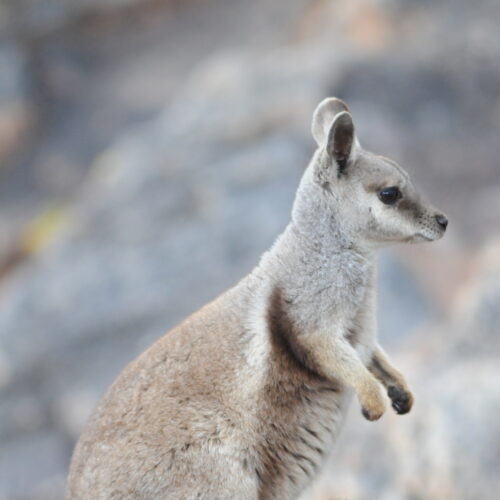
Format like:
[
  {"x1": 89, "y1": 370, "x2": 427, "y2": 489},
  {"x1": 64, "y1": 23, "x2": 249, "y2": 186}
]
[
  {"x1": 0, "y1": 430, "x2": 67, "y2": 500},
  {"x1": 0, "y1": 42, "x2": 34, "y2": 166},
  {"x1": 3, "y1": 0, "x2": 138, "y2": 35}
]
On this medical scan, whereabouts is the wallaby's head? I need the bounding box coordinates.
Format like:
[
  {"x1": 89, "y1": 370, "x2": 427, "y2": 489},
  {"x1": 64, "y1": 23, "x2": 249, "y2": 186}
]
[{"x1": 294, "y1": 97, "x2": 448, "y2": 247}]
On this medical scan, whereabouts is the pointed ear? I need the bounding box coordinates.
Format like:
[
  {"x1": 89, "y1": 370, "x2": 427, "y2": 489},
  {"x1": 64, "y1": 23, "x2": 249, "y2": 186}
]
[
  {"x1": 311, "y1": 97, "x2": 356, "y2": 172},
  {"x1": 312, "y1": 97, "x2": 349, "y2": 146},
  {"x1": 326, "y1": 111, "x2": 354, "y2": 171}
]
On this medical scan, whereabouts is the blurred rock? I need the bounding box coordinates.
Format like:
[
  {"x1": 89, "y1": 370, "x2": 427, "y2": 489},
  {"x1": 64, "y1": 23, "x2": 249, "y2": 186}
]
[
  {"x1": 0, "y1": 429, "x2": 67, "y2": 500},
  {"x1": 452, "y1": 237, "x2": 500, "y2": 352},
  {"x1": 0, "y1": 43, "x2": 34, "y2": 167},
  {"x1": 4, "y1": 0, "x2": 140, "y2": 35},
  {"x1": 377, "y1": 250, "x2": 435, "y2": 345}
]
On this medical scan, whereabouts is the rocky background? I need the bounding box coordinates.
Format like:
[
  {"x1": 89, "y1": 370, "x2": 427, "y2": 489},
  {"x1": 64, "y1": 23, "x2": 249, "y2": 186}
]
[{"x1": 0, "y1": 0, "x2": 499, "y2": 499}]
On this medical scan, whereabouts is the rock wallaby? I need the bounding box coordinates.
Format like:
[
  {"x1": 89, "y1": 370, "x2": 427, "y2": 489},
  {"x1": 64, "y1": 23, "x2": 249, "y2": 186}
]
[{"x1": 67, "y1": 97, "x2": 448, "y2": 499}]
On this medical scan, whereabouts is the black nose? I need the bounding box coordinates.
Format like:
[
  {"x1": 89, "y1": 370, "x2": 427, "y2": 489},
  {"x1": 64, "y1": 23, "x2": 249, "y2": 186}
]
[{"x1": 435, "y1": 214, "x2": 448, "y2": 230}]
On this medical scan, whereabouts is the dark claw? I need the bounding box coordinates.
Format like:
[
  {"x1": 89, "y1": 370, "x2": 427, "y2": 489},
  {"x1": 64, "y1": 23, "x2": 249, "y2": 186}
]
[{"x1": 388, "y1": 385, "x2": 412, "y2": 415}]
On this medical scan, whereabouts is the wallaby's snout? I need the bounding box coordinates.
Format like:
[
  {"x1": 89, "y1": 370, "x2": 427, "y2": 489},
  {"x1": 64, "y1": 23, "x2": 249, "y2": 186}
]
[
  {"x1": 435, "y1": 213, "x2": 448, "y2": 231},
  {"x1": 409, "y1": 202, "x2": 448, "y2": 242}
]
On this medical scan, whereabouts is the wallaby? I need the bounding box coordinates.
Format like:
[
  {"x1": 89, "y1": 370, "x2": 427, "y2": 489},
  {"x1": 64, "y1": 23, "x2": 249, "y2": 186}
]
[{"x1": 66, "y1": 97, "x2": 448, "y2": 500}]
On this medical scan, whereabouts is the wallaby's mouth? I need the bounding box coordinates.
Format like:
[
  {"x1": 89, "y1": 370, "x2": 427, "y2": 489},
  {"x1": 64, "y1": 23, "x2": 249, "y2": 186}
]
[
  {"x1": 414, "y1": 227, "x2": 448, "y2": 242},
  {"x1": 414, "y1": 233, "x2": 437, "y2": 243}
]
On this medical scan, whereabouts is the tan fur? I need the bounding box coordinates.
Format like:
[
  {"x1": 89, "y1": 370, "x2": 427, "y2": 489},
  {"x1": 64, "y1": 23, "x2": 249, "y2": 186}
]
[{"x1": 66, "y1": 98, "x2": 447, "y2": 499}]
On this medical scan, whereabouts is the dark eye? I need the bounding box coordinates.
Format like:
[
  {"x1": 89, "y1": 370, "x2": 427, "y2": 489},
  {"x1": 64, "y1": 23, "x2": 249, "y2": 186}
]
[{"x1": 378, "y1": 186, "x2": 401, "y2": 205}]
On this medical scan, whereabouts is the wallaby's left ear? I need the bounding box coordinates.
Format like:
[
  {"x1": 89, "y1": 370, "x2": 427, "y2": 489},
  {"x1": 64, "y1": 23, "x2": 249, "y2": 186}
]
[{"x1": 312, "y1": 97, "x2": 357, "y2": 172}]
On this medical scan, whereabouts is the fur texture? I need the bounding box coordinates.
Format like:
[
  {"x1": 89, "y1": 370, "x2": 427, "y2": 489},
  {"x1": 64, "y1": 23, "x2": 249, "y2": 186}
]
[{"x1": 66, "y1": 97, "x2": 447, "y2": 499}]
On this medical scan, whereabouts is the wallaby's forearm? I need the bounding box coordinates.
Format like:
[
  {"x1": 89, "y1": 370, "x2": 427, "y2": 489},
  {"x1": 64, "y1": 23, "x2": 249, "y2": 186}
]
[{"x1": 296, "y1": 330, "x2": 386, "y2": 421}]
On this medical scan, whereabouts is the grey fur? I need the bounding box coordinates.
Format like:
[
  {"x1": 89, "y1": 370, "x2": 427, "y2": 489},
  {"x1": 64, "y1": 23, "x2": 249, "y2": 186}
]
[{"x1": 66, "y1": 97, "x2": 447, "y2": 500}]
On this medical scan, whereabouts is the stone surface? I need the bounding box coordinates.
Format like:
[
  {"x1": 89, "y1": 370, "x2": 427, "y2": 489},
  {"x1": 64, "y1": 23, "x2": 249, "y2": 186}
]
[{"x1": 0, "y1": 43, "x2": 34, "y2": 168}]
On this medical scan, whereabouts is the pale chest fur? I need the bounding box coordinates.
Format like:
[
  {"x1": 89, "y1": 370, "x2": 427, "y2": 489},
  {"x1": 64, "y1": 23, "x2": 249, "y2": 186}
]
[{"x1": 259, "y1": 230, "x2": 378, "y2": 356}]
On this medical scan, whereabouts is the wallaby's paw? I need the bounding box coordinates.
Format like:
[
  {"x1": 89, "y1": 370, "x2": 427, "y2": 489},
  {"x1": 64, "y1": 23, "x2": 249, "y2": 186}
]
[
  {"x1": 388, "y1": 385, "x2": 413, "y2": 415},
  {"x1": 361, "y1": 406, "x2": 383, "y2": 421},
  {"x1": 360, "y1": 388, "x2": 386, "y2": 421}
]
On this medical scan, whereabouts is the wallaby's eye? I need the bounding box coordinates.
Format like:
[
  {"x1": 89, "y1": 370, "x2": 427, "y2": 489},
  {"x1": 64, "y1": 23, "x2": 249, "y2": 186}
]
[{"x1": 378, "y1": 186, "x2": 401, "y2": 205}]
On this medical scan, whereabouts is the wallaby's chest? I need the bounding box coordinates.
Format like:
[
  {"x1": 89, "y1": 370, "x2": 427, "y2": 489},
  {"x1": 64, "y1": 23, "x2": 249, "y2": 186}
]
[{"x1": 280, "y1": 251, "x2": 374, "y2": 323}]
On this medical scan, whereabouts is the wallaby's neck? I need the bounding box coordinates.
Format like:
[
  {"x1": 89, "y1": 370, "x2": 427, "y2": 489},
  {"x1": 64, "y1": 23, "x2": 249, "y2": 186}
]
[
  {"x1": 262, "y1": 220, "x2": 375, "y2": 287},
  {"x1": 291, "y1": 164, "x2": 355, "y2": 253},
  {"x1": 283, "y1": 162, "x2": 374, "y2": 266},
  {"x1": 254, "y1": 165, "x2": 376, "y2": 323}
]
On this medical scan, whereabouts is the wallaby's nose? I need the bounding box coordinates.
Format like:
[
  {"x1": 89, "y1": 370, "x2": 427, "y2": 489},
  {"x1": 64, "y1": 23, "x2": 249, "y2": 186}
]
[{"x1": 435, "y1": 214, "x2": 448, "y2": 230}]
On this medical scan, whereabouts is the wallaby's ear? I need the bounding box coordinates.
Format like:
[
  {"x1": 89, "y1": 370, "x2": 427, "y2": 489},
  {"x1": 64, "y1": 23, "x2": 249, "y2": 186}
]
[
  {"x1": 327, "y1": 111, "x2": 354, "y2": 171},
  {"x1": 311, "y1": 97, "x2": 356, "y2": 172},
  {"x1": 312, "y1": 98, "x2": 349, "y2": 145}
]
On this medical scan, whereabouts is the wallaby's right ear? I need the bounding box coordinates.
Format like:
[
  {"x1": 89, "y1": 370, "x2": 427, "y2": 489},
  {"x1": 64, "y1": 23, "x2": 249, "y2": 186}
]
[{"x1": 312, "y1": 97, "x2": 356, "y2": 172}]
